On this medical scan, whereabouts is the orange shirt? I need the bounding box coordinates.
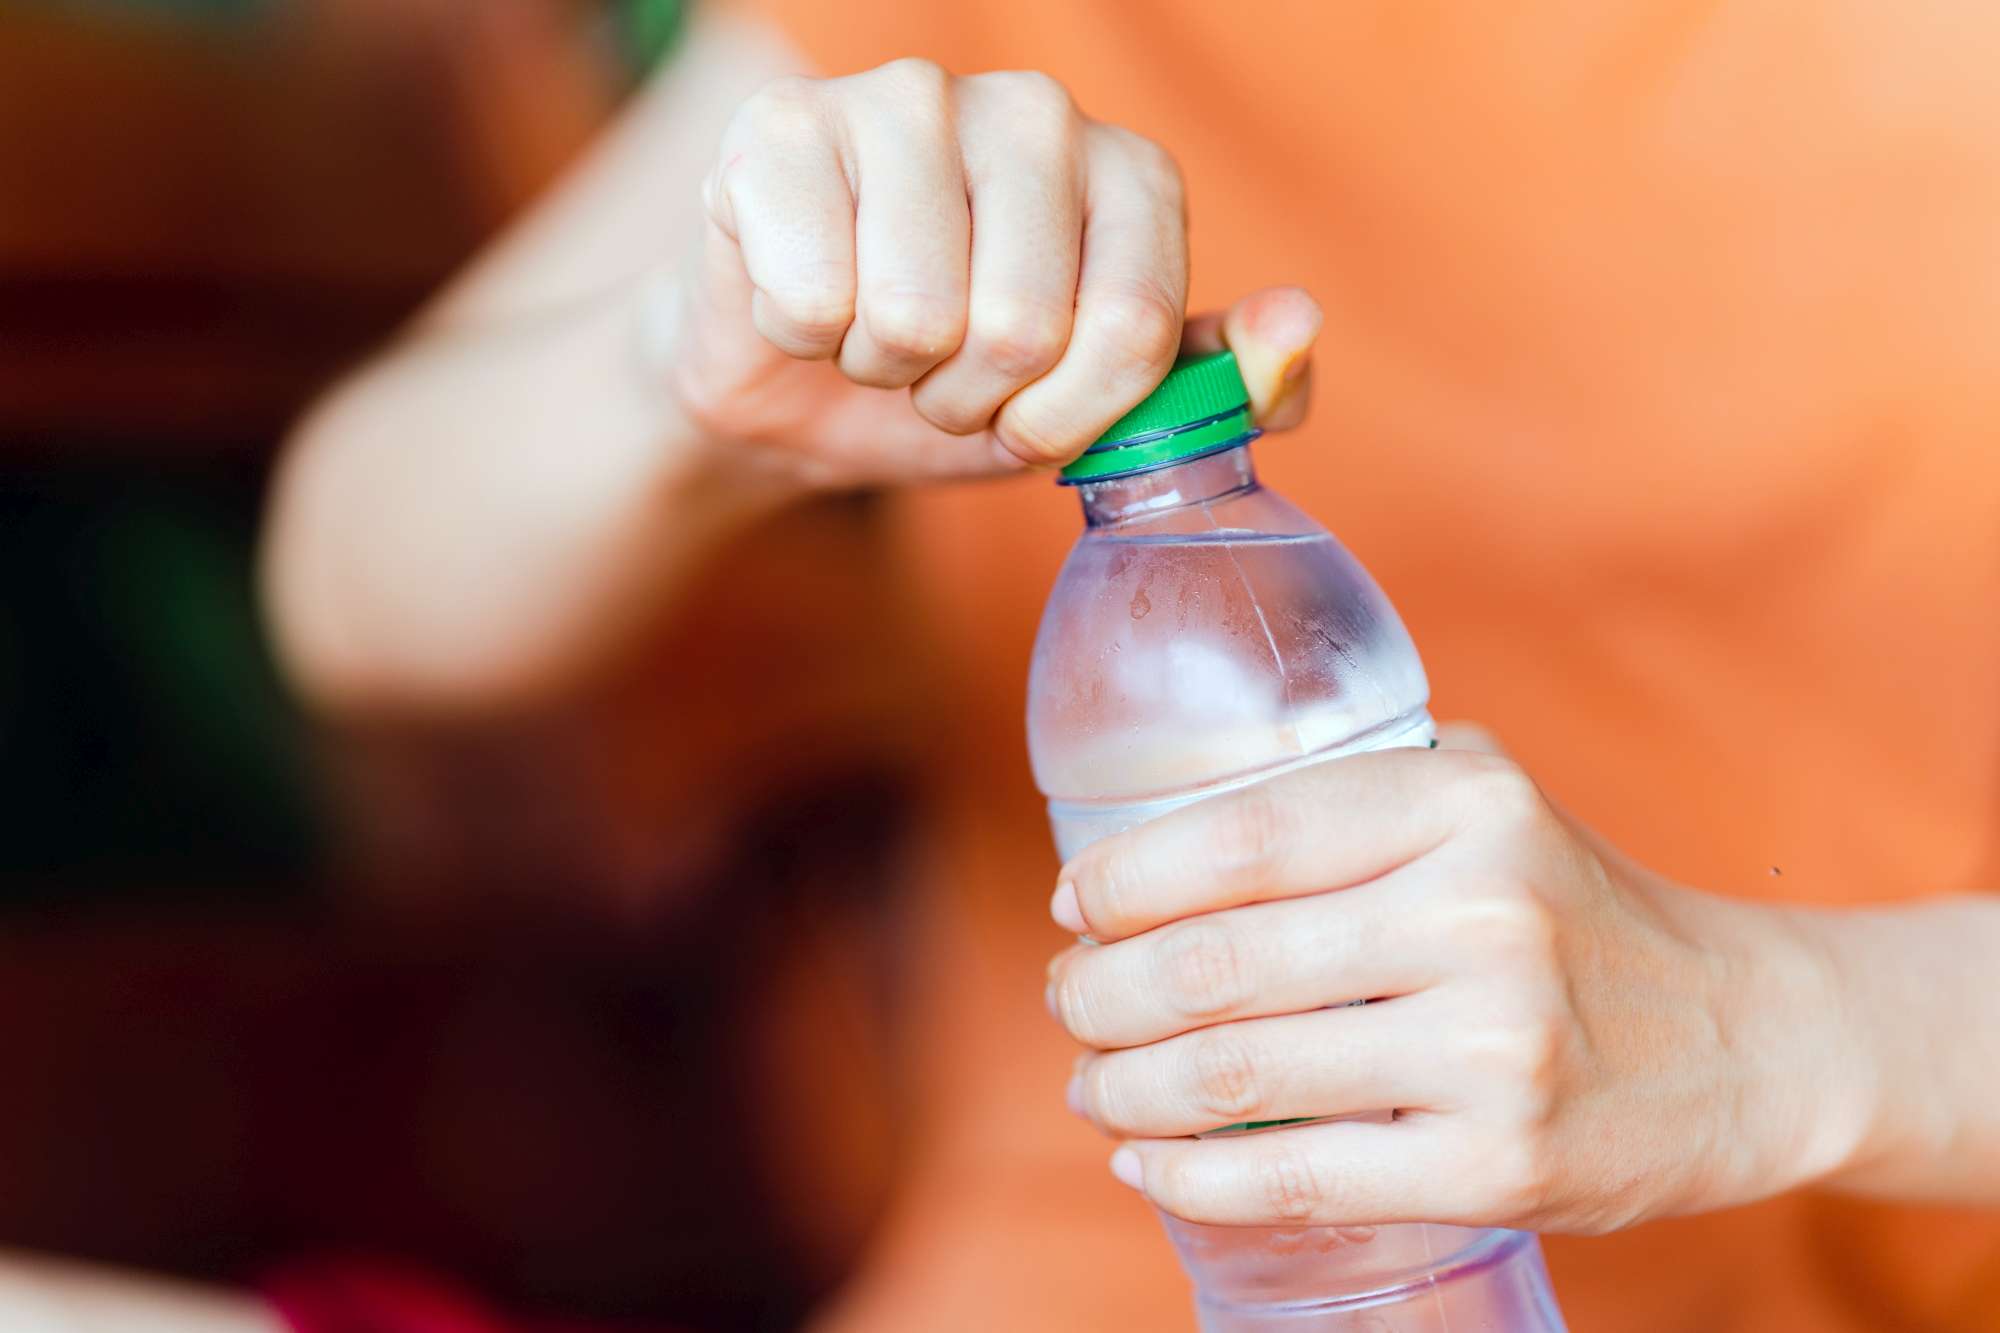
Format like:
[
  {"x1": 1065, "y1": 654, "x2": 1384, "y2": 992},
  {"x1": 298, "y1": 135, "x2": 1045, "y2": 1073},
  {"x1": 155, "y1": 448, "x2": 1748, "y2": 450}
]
[{"x1": 746, "y1": 1, "x2": 2000, "y2": 1328}]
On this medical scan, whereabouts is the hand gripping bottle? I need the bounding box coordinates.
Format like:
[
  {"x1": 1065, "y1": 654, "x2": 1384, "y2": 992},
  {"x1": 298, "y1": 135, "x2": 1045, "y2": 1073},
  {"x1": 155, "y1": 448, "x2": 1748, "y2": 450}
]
[{"x1": 1027, "y1": 351, "x2": 1567, "y2": 1331}]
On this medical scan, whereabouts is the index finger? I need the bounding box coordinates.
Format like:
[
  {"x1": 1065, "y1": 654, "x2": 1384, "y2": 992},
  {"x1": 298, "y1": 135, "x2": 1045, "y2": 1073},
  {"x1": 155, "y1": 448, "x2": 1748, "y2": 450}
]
[
  {"x1": 1056, "y1": 746, "x2": 1488, "y2": 942},
  {"x1": 987, "y1": 124, "x2": 1188, "y2": 466}
]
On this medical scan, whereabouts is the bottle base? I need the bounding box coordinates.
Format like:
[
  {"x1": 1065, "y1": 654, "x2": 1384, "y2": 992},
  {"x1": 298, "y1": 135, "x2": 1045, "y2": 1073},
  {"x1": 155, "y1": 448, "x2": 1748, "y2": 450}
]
[{"x1": 1164, "y1": 1217, "x2": 1567, "y2": 1332}]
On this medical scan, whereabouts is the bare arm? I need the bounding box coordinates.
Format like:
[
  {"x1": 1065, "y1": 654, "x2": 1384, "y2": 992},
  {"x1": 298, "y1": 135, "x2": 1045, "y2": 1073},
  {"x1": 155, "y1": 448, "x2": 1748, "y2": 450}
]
[
  {"x1": 1807, "y1": 894, "x2": 2000, "y2": 1203},
  {"x1": 253, "y1": 22, "x2": 1332, "y2": 1333},
  {"x1": 259, "y1": 11, "x2": 1323, "y2": 718},
  {"x1": 259, "y1": 12, "x2": 808, "y2": 715},
  {"x1": 0, "y1": 1253, "x2": 280, "y2": 1333},
  {"x1": 1039, "y1": 731, "x2": 2000, "y2": 1236}
]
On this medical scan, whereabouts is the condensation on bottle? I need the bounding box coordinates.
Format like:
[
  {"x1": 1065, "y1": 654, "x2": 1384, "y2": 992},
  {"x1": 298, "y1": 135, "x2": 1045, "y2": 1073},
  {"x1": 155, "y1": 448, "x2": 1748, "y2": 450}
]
[{"x1": 1027, "y1": 351, "x2": 1568, "y2": 1331}]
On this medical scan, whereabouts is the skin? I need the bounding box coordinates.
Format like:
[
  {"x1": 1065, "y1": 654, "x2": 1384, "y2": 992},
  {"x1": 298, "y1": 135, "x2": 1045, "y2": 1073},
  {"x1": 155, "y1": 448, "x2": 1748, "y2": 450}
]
[
  {"x1": 256, "y1": 4, "x2": 2000, "y2": 1325},
  {"x1": 254, "y1": 14, "x2": 1314, "y2": 1330},
  {"x1": 260, "y1": 13, "x2": 1317, "y2": 715},
  {"x1": 1048, "y1": 726, "x2": 2000, "y2": 1230},
  {"x1": 0, "y1": 1252, "x2": 280, "y2": 1333}
]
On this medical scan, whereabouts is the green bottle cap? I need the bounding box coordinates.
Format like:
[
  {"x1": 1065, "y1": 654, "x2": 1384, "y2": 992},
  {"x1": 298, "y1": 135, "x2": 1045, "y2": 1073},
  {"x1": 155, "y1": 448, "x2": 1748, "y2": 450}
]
[{"x1": 1058, "y1": 349, "x2": 1256, "y2": 484}]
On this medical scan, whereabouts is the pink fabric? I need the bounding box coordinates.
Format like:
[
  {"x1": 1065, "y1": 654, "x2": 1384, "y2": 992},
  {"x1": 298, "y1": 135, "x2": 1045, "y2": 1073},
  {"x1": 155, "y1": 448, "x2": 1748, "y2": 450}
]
[{"x1": 263, "y1": 1258, "x2": 678, "y2": 1333}]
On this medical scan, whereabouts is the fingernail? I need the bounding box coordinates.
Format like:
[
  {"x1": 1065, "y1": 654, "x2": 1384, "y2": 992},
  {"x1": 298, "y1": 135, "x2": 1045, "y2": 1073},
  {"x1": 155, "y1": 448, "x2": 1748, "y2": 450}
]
[
  {"x1": 1050, "y1": 879, "x2": 1086, "y2": 935},
  {"x1": 1277, "y1": 347, "x2": 1310, "y2": 385},
  {"x1": 1065, "y1": 1074, "x2": 1086, "y2": 1116},
  {"x1": 1109, "y1": 1146, "x2": 1144, "y2": 1191}
]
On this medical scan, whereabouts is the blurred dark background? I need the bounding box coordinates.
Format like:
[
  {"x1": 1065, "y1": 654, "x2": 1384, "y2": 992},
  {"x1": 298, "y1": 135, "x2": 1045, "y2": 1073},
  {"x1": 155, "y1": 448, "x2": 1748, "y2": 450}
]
[
  {"x1": 0, "y1": 4, "x2": 916, "y2": 1327},
  {"x1": 1, "y1": 0, "x2": 663, "y2": 901}
]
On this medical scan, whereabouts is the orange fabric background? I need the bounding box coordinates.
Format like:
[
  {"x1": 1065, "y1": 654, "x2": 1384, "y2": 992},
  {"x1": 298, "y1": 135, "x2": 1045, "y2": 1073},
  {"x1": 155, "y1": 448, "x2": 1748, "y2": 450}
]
[{"x1": 744, "y1": 1, "x2": 2000, "y2": 1329}]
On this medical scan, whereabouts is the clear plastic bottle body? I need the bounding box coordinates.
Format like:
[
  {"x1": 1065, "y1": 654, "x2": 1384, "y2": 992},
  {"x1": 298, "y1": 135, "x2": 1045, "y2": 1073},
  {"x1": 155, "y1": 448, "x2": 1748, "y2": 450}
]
[
  {"x1": 1027, "y1": 444, "x2": 1565, "y2": 1331},
  {"x1": 1029, "y1": 446, "x2": 1432, "y2": 858}
]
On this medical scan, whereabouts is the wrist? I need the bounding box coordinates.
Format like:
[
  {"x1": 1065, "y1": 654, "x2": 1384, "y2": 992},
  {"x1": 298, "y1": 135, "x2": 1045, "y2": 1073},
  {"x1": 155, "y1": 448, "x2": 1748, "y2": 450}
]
[
  {"x1": 631, "y1": 264, "x2": 810, "y2": 521},
  {"x1": 632, "y1": 264, "x2": 820, "y2": 524},
  {"x1": 1791, "y1": 904, "x2": 1967, "y2": 1199},
  {"x1": 1741, "y1": 904, "x2": 1881, "y2": 1193},
  {"x1": 1663, "y1": 886, "x2": 1878, "y2": 1210}
]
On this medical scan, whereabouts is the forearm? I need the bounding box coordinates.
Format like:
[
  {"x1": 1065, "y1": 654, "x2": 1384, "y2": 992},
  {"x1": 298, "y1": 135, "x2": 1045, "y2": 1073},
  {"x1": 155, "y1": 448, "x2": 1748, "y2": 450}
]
[
  {"x1": 260, "y1": 12, "x2": 804, "y2": 715},
  {"x1": 1647, "y1": 879, "x2": 2000, "y2": 1214},
  {"x1": 1805, "y1": 893, "x2": 2000, "y2": 1203},
  {"x1": 262, "y1": 282, "x2": 791, "y2": 714},
  {"x1": 0, "y1": 1252, "x2": 280, "y2": 1333}
]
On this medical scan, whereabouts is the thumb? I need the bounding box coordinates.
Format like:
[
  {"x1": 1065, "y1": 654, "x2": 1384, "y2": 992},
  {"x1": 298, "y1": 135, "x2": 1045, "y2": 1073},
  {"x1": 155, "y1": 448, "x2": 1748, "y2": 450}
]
[
  {"x1": 1180, "y1": 286, "x2": 1322, "y2": 432},
  {"x1": 1434, "y1": 720, "x2": 1511, "y2": 756}
]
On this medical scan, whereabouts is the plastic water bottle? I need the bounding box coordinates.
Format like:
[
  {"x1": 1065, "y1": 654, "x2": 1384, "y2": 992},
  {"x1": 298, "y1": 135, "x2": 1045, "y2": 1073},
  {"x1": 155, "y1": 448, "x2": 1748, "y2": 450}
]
[{"x1": 1026, "y1": 351, "x2": 1568, "y2": 1331}]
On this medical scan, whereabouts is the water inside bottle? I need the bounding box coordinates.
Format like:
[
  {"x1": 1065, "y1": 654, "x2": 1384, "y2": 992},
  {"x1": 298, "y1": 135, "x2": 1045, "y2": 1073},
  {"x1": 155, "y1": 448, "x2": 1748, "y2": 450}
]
[
  {"x1": 1029, "y1": 445, "x2": 1567, "y2": 1329},
  {"x1": 1032, "y1": 529, "x2": 1432, "y2": 859}
]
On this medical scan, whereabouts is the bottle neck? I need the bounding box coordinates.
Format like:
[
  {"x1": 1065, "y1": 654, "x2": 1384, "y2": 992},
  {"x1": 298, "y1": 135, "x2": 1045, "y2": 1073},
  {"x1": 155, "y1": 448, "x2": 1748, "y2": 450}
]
[{"x1": 1075, "y1": 443, "x2": 1258, "y2": 527}]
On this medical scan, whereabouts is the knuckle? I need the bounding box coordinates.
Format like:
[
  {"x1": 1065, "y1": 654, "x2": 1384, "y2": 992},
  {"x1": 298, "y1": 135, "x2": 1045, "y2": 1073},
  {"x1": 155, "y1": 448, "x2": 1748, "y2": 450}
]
[
  {"x1": 1469, "y1": 1013, "x2": 1562, "y2": 1091},
  {"x1": 1456, "y1": 754, "x2": 1546, "y2": 830},
  {"x1": 865, "y1": 56, "x2": 951, "y2": 111},
  {"x1": 880, "y1": 55, "x2": 950, "y2": 85},
  {"x1": 1087, "y1": 286, "x2": 1183, "y2": 378},
  {"x1": 1084, "y1": 1059, "x2": 1140, "y2": 1133},
  {"x1": 763, "y1": 284, "x2": 854, "y2": 345},
  {"x1": 737, "y1": 75, "x2": 825, "y2": 141},
  {"x1": 908, "y1": 387, "x2": 990, "y2": 436},
  {"x1": 992, "y1": 404, "x2": 1076, "y2": 467},
  {"x1": 1470, "y1": 890, "x2": 1558, "y2": 970},
  {"x1": 1157, "y1": 921, "x2": 1250, "y2": 1020},
  {"x1": 1148, "y1": 1150, "x2": 1207, "y2": 1220},
  {"x1": 1098, "y1": 125, "x2": 1186, "y2": 200},
  {"x1": 1187, "y1": 1030, "x2": 1263, "y2": 1124},
  {"x1": 978, "y1": 68, "x2": 1073, "y2": 110},
  {"x1": 1078, "y1": 846, "x2": 1135, "y2": 936},
  {"x1": 1476, "y1": 1137, "x2": 1549, "y2": 1223},
  {"x1": 967, "y1": 297, "x2": 1070, "y2": 378},
  {"x1": 971, "y1": 69, "x2": 1077, "y2": 138},
  {"x1": 1137, "y1": 137, "x2": 1187, "y2": 204},
  {"x1": 1211, "y1": 784, "x2": 1294, "y2": 880},
  {"x1": 1257, "y1": 1141, "x2": 1329, "y2": 1224},
  {"x1": 863, "y1": 295, "x2": 966, "y2": 361},
  {"x1": 1050, "y1": 963, "x2": 1108, "y2": 1047}
]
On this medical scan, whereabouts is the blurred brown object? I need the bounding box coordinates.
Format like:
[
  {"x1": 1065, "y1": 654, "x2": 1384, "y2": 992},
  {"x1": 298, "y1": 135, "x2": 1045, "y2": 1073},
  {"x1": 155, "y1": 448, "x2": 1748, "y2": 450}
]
[
  {"x1": 0, "y1": 8, "x2": 932, "y2": 1326},
  {"x1": 329, "y1": 489, "x2": 941, "y2": 925},
  {"x1": 0, "y1": 0, "x2": 619, "y2": 454},
  {"x1": 0, "y1": 490, "x2": 931, "y2": 1330},
  {"x1": 0, "y1": 896, "x2": 899, "y2": 1329}
]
